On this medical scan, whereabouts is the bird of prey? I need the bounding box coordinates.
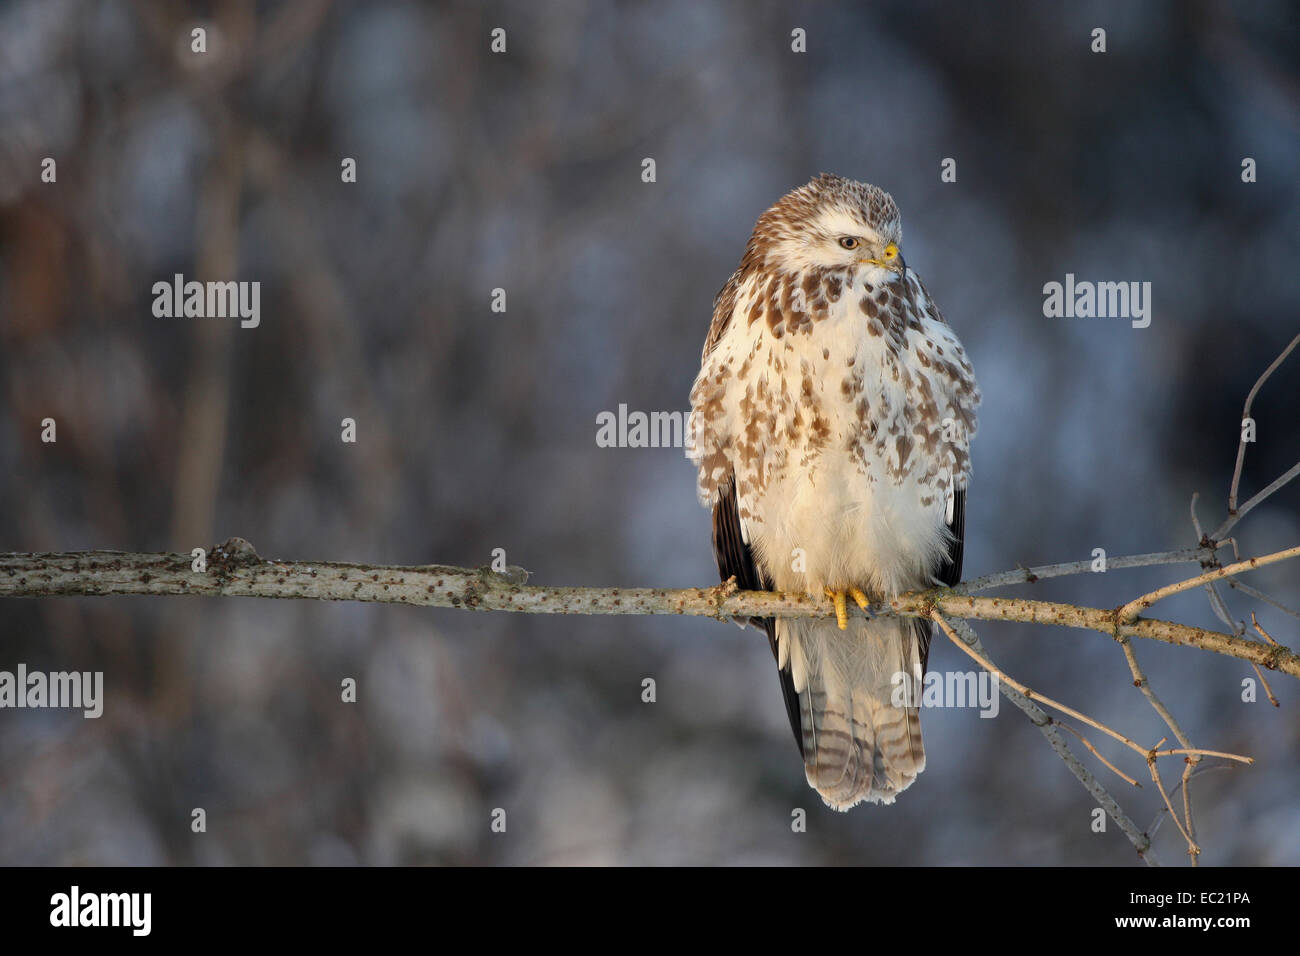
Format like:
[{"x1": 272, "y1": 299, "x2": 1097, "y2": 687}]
[{"x1": 687, "y1": 174, "x2": 980, "y2": 809}]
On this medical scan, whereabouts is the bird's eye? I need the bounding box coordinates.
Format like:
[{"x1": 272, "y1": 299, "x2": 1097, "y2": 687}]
[
  {"x1": 883, "y1": 242, "x2": 899, "y2": 260},
  {"x1": 838, "y1": 237, "x2": 859, "y2": 250}
]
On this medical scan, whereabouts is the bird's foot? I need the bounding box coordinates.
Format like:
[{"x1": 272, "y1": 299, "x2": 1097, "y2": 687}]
[{"x1": 823, "y1": 587, "x2": 873, "y2": 630}]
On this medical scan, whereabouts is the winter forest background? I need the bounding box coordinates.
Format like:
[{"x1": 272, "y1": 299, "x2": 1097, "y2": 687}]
[{"x1": 0, "y1": 0, "x2": 1297, "y2": 864}]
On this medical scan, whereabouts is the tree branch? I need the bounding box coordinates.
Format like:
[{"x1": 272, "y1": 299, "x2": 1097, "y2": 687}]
[{"x1": 1, "y1": 540, "x2": 1295, "y2": 679}]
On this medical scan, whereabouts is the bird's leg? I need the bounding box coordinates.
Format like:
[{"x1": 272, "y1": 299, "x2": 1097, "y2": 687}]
[{"x1": 823, "y1": 587, "x2": 874, "y2": 630}]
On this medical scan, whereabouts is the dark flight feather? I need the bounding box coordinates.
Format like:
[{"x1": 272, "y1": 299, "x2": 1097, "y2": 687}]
[{"x1": 711, "y1": 476, "x2": 805, "y2": 756}]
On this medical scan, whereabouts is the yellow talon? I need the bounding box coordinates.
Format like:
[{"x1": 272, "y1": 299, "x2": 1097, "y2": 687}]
[
  {"x1": 849, "y1": 587, "x2": 871, "y2": 613},
  {"x1": 823, "y1": 587, "x2": 874, "y2": 629},
  {"x1": 824, "y1": 587, "x2": 849, "y2": 630}
]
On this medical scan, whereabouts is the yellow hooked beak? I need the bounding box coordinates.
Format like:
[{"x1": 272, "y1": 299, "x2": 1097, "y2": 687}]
[{"x1": 858, "y1": 242, "x2": 903, "y2": 270}]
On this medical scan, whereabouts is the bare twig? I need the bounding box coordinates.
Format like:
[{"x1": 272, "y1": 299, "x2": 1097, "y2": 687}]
[
  {"x1": 1190, "y1": 492, "x2": 1207, "y2": 543},
  {"x1": 1251, "y1": 612, "x2": 1281, "y2": 647},
  {"x1": 1213, "y1": 461, "x2": 1300, "y2": 543},
  {"x1": 1231, "y1": 581, "x2": 1300, "y2": 621},
  {"x1": 1118, "y1": 545, "x2": 1300, "y2": 624},
  {"x1": 932, "y1": 611, "x2": 1252, "y2": 767},
  {"x1": 959, "y1": 548, "x2": 1214, "y2": 593},
  {"x1": 929, "y1": 614, "x2": 1156, "y2": 863},
  {"x1": 1147, "y1": 747, "x2": 1201, "y2": 862},
  {"x1": 933, "y1": 607, "x2": 1254, "y2": 866},
  {"x1": 1249, "y1": 613, "x2": 1282, "y2": 707},
  {"x1": 1224, "y1": 330, "x2": 1300, "y2": 521},
  {"x1": 1148, "y1": 764, "x2": 1236, "y2": 841},
  {"x1": 1202, "y1": 582, "x2": 1245, "y2": 636},
  {"x1": 1051, "y1": 720, "x2": 1140, "y2": 787},
  {"x1": 1151, "y1": 748, "x2": 1250, "y2": 763},
  {"x1": 935, "y1": 610, "x2": 1150, "y2": 755},
  {"x1": 1113, "y1": 632, "x2": 1203, "y2": 864}
]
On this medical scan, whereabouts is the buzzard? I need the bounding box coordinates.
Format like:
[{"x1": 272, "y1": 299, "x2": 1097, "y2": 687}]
[{"x1": 687, "y1": 174, "x2": 980, "y2": 809}]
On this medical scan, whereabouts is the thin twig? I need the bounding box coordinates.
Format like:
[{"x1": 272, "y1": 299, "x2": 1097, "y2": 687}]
[
  {"x1": 1251, "y1": 612, "x2": 1281, "y2": 647},
  {"x1": 930, "y1": 614, "x2": 1156, "y2": 863},
  {"x1": 936, "y1": 607, "x2": 1245, "y2": 867},
  {"x1": 1113, "y1": 632, "x2": 1202, "y2": 864},
  {"x1": 1225, "y1": 330, "x2": 1300, "y2": 519},
  {"x1": 1249, "y1": 613, "x2": 1282, "y2": 707},
  {"x1": 1148, "y1": 751, "x2": 1201, "y2": 862},
  {"x1": 1232, "y1": 582, "x2": 1300, "y2": 621},
  {"x1": 936, "y1": 612, "x2": 1150, "y2": 755},
  {"x1": 1151, "y1": 748, "x2": 1251, "y2": 763},
  {"x1": 1190, "y1": 492, "x2": 1206, "y2": 543},
  {"x1": 1248, "y1": 663, "x2": 1280, "y2": 707},
  {"x1": 1052, "y1": 720, "x2": 1140, "y2": 787},
  {"x1": 1214, "y1": 460, "x2": 1300, "y2": 543},
  {"x1": 1118, "y1": 545, "x2": 1300, "y2": 624},
  {"x1": 960, "y1": 548, "x2": 1214, "y2": 593},
  {"x1": 1203, "y1": 580, "x2": 1245, "y2": 636},
  {"x1": 935, "y1": 611, "x2": 1253, "y2": 766},
  {"x1": 1148, "y1": 764, "x2": 1235, "y2": 840}
]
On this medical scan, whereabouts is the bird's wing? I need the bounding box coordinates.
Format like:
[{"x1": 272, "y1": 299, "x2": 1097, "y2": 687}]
[
  {"x1": 918, "y1": 484, "x2": 966, "y2": 673},
  {"x1": 712, "y1": 475, "x2": 804, "y2": 756}
]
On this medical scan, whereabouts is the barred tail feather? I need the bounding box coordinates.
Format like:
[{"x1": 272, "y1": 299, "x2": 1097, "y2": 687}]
[{"x1": 781, "y1": 616, "x2": 926, "y2": 809}]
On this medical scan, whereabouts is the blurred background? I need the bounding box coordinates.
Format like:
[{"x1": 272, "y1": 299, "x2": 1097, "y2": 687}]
[{"x1": 0, "y1": 0, "x2": 1297, "y2": 865}]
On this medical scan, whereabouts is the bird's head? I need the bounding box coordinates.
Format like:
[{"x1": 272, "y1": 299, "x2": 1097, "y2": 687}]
[{"x1": 748, "y1": 173, "x2": 905, "y2": 281}]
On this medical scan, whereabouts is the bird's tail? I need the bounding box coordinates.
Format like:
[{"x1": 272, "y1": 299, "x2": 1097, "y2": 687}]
[{"x1": 779, "y1": 616, "x2": 926, "y2": 809}]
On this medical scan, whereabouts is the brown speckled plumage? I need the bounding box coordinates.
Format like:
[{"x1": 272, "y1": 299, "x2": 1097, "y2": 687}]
[{"x1": 687, "y1": 174, "x2": 981, "y2": 809}]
